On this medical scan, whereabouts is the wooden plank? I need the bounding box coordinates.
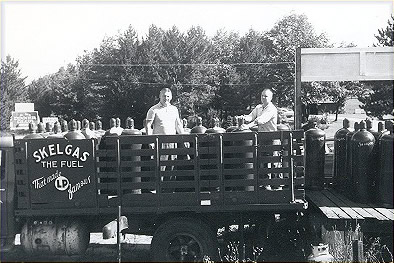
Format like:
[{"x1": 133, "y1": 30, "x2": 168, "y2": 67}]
[
  {"x1": 306, "y1": 191, "x2": 340, "y2": 219},
  {"x1": 327, "y1": 189, "x2": 383, "y2": 220},
  {"x1": 311, "y1": 190, "x2": 353, "y2": 219},
  {"x1": 321, "y1": 190, "x2": 364, "y2": 220},
  {"x1": 374, "y1": 208, "x2": 394, "y2": 220}
]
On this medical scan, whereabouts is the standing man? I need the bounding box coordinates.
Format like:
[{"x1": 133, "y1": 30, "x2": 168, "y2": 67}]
[
  {"x1": 146, "y1": 88, "x2": 184, "y2": 174},
  {"x1": 240, "y1": 88, "x2": 278, "y2": 131},
  {"x1": 145, "y1": 88, "x2": 184, "y2": 136}
]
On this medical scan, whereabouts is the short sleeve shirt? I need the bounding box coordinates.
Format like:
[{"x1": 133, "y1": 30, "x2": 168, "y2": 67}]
[
  {"x1": 146, "y1": 103, "x2": 180, "y2": 135},
  {"x1": 247, "y1": 102, "x2": 278, "y2": 132}
]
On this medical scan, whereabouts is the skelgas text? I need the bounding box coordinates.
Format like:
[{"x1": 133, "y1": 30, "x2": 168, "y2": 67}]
[{"x1": 33, "y1": 144, "x2": 90, "y2": 163}]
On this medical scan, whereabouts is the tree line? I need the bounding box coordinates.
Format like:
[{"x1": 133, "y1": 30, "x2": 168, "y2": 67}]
[{"x1": 1, "y1": 14, "x2": 393, "y2": 131}]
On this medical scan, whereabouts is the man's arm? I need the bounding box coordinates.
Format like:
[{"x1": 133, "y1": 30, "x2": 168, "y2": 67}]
[
  {"x1": 145, "y1": 108, "x2": 155, "y2": 135},
  {"x1": 174, "y1": 109, "x2": 184, "y2": 134}
]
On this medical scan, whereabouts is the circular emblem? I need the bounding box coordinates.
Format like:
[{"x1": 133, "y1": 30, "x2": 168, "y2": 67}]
[{"x1": 55, "y1": 176, "x2": 69, "y2": 191}]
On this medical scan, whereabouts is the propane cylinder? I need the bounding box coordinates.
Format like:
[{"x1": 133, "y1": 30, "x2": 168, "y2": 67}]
[
  {"x1": 307, "y1": 243, "x2": 334, "y2": 262},
  {"x1": 47, "y1": 122, "x2": 63, "y2": 138},
  {"x1": 24, "y1": 122, "x2": 44, "y2": 139},
  {"x1": 345, "y1": 122, "x2": 359, "y2": 193},
  {"x1": 89, "y1": 121, "x2": 95, "y2": 131},
  {"x1": 45, "y1": 122, "x2": 53, "y2": 133},
  {"x1": 37, "y1": 122, "x2": 46, "y2": 136},
  {"x1": 105, "y1": 118, "x2": 122, "y2": 136},
  {"x1": 95, "y1": 120, "x2": 106, "y2": 137},
  {"x1": 377, "y1": 122, "x2": 393, "y2": 208},
  {"x1": 115, "y1": 117, "x2": 124, "y2": 134},
  {"x1": 121, "y1": 117, "x2": 142, "y2": 135},
  {"x1": 60, "y1": 120, "x2": 68, "y2": 134},
  {"x1": 182, "y1": 118, "x2": 191, "y2": 134},
  {"x1": 225, "y1": 116, "x2": 238, "y2": 132},
  {"x1": 333, "y1": 118, "x2": 350, "y2": 191},
  {"x1": 366, "y1": 119, "x2": 381, "y2": 202},
  {"x1": 81, "y1": 118, "x2": 97, "y2": 139},
  {"x1": 76, "y1": 120, "x2": 81, "y2": 131},
  {"x1": 121, "y1": 117, "x2": 142, "y2": 194},
  {"x1": 20, "y1": 218, "x2": 89, "y2": 255},
  {"x1": 305, "y1": 122, "x2": 326, "y2": 190},
  {"x1": 350, "y1": 120, "x2": 375, "y2": 203},
  {"x1": 206, "y1": 118, "x2": 226, "y2": 134},
  {"x1": 190, "y1": 117, "x2": 207, "y2": 134},
  {"x1": 64, "y1": 119, "x2": 85, "y2": 140}
]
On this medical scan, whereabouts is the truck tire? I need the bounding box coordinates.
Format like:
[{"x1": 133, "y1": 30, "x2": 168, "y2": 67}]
[{"x1": 151, "y1": 218, "x2": 218, "y2": 262}]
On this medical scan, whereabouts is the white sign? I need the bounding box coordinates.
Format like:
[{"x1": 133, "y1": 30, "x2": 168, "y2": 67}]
[{"x1": 15, "y1": 103, "x2": 34, "y2": 112}]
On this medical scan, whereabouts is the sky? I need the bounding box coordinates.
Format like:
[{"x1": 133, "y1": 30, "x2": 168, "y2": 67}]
[{"x1": 1, "y1": 0, "x2": 393, "y2": 84}]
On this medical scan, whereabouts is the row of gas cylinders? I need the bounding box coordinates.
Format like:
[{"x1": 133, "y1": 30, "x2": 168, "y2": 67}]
[
  {"x1": 305, "y1": 118, "x2": 393, "y2": 208},
  {"x1": 23, "y1": 115, "x2": 292, "y2": 140}
]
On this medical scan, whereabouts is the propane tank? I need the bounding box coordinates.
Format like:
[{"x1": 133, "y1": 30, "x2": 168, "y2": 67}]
[
  {"x1": 305, "y1": 122, "x2": 326, "y2": 190},
  {"x1": 115, "y1": 117, "x2": 124, "y2": 134},
  {"x1": 377, "y1": 122, "x2": 393, "y2": 208},
  {"x1": 333, "y1": 118, "x2": 350, "y2": 191},
  {"x1": 350, "y1": 120, "x2": 375, "y2": 203},
  {"x1": 89, "y1": 121, "x2": 95, "y2": 131},
  {"x1": 45, "y1": 122, "x2": 53, "y2": 133},
  {"x1": 95, "y1": 120, "x2": 106, "y2": 137},
  {"x1": 76, "y1": 120, "x2": 82, "y2": 131},
  {"x1": 206, "y1": 118, "x2": 225, "y2": 133},
  {"x1": 60, "y1": 120, "x2": 68, "y2": 134},
  {"x1": 122, "y1": 117, "x2": 142, "y2": 135},
  {"x1": 24, "y1": 122, "x2": 44, "y2": 139},
  {"x1": 47, "y1": 122, "x2": 63, "y2": 138},
  {"x1": 37, "y1": 122, "x2": 46, "y2": 137},
  {"x1": 182, "y1": 118, "x2": 191, "y2": 134},
  {"x1": 105, "y1": 118, "x2": 120, "y2": 136},
  {"x1": 307, "y1": 243, "x2": 334, "y2": 262},
  {"x1": 225, "y1": 116, "x2": 238, "y2": 132},
  {"x1": 366, "y1": 119, "x2": 381, "y2": 202},
  {"x1": 64, "y1": 119, "x2": 85, "y2": 140},
  {"x1": 190, "y1": 117, "x2": 207, "y2": 134},
  {"x1": 81, "y1": 118, "x2": 97, "y2": 139},
  {"x1": 345, "y1": 122, "x2": 359, "y2": 194},
  {"x1": 21, "y1": 218, "x2": 89, "y2": 255}
]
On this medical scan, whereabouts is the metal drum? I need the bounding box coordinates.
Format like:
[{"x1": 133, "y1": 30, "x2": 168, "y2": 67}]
[
  {"x1": 377, "y1": 123, "x2": 393, "y2": 208},
  {"x1": 333, "y1": 118, "x2": 350, "y2": 191},
  {"x1": 304, "y1": 122, "x2": 326, "y2": 190},
  {"x1": 21, "y1": 218, "x2": 89, "y2": 255},
  {"x1": 350, "y1": 121, "x2": 375, "y2": 203}
]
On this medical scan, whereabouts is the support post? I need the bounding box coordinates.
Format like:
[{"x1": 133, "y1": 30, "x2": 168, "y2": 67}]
[{"x1": 295, "y1": 47, "x2": 302, "y2": 129}]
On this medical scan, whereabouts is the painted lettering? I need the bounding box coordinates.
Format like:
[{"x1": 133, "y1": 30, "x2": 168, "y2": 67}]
[{"x1": 68, "y1": 176, "x2": 91, "y2": 200}]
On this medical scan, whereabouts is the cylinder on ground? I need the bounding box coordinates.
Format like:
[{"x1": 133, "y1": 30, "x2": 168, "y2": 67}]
[
  {"x1": 377, "y1": 123, "x2": 393, "y2": 208},
  {"x1": 333, "y1": 119, "x2": 350, "y2": 191},
  {"x1": 21, "y1": 218, "x2": 90, "y2": 256}
]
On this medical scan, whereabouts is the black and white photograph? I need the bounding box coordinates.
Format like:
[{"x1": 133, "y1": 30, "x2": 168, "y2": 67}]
[{"x1": 1, "y1": 0, "x2": 393, "y2": 262}]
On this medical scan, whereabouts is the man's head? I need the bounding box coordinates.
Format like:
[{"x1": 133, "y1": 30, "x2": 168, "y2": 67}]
[
  {"x1": 261, "y1": 88, "x2": 273, "y2": 106},
  {"x1": 159, "y1": 88, "x2": 172, "y2": 106}
]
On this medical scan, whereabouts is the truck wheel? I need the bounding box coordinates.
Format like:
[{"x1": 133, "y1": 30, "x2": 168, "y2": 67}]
[{"x1": 151, "y1": 218, "x2": 218, "y2": 262}]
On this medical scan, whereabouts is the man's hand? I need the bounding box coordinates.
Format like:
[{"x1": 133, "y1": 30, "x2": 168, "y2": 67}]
[{"x1": 149, "y1": 143, "x2": 155, "y2": 149}]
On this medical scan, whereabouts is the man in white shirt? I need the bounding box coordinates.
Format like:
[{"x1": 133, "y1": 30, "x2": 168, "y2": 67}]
[
  {"x1": 146, "y1": 88, "x2": 184, "y2": 173},
  {"x1": 146, "y1": 88, "x2": 184, "y2": 136},
  {"x1": 240, "y1": 88, "x2": 278, "y2": 132}
]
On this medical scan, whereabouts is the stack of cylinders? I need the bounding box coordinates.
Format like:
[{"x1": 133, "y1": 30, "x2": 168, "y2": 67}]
[
  {"x1": 350, "y1": 120, "x2": 375, "y2": 203},
  {"x1": 61, "y1": 120, "x2": 68, "y2": 134},
  {"x1": 377, "y1": 122, "x2": 393, "y2": 207},
  {"x1": 345, "y1": 122, "x2": 359, "y2": 194},
  {"x1": 47, "y1": 122, "x2": 63, "y2": 138},
  {"x1": 304, "y1": 122, "x2": 326, "y2": 190},
  {"x1": 333, "y1": 119, "x2": 350, "y2": 191}
]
